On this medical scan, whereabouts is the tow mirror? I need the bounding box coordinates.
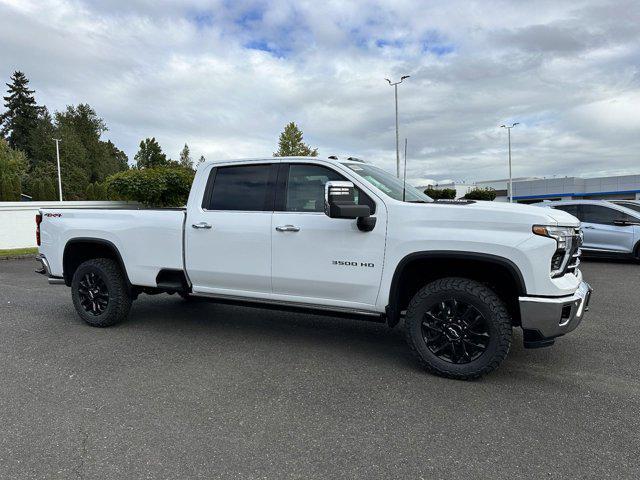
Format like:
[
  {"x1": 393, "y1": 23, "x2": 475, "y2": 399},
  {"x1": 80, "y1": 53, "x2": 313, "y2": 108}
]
[{"x1": 324, "y1": 181, "x2": 376, "y2": 232}]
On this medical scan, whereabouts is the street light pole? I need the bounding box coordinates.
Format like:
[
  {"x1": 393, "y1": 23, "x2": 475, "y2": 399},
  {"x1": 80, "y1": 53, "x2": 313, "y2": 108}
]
[
  {"x1": 500, "y1": 123, "x2": 519, "y2": 202},
  {"x1": 52, "y1": 138, "x2": 63, "y2": 201},
  {"x1": 386, "y1": 75, "x2": 410, "y2": 177}
]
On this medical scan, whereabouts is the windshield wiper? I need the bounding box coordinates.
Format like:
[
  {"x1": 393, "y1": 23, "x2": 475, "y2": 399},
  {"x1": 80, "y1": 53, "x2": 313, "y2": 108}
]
[{"x1": 406, "y1": 200, "x2": 430, "y2": 203}]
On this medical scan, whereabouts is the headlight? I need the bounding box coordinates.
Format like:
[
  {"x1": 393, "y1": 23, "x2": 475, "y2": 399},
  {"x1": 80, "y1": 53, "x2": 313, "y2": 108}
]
[
  {"x1": 533, "y1": 225, "x2": 581, "y2": 278},
  {"x1": 532, "y1": 225, "x2": 575, "y2": 248}
]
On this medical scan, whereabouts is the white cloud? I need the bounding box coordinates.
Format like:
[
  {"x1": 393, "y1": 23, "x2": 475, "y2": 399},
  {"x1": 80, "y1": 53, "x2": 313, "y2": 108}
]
[{"x1": 0, "y1": 0, "x2": 638, "y2": 181}]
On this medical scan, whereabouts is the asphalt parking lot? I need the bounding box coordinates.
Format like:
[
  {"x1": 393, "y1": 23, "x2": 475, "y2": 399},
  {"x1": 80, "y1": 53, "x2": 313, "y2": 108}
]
[{"x1": 1, "y1": 258, "x2": 639, "y2": 479}]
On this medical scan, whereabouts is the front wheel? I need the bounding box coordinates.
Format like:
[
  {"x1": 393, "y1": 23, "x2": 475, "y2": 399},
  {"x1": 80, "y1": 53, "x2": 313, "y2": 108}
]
[
  {"x1": 71, "y1": 258, "x2": 132, "y2": 327},
  {"x1": 404, "y1": 277, "x2": 512, "y2": 380}
]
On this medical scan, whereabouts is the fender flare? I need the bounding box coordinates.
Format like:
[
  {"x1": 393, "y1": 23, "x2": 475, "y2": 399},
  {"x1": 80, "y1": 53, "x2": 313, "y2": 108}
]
[
  {"x1": 385, "y1": 251, "x2": 527, "y2": 325},
  {"x1": 63, "y1": 237, "x2": 131, "y2": 287}
]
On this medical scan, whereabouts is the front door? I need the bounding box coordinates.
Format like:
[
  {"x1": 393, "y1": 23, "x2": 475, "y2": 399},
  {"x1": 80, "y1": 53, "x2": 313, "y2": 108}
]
[
  {"x1": 185, "y1": 163, "x2": 277, "y2": 296},
  {"x1": 271, "y1": 163, "x2": 386, "y2": 308},
  {"x1": 579, "y1": 204, "x2": 635, "y2": 253}
]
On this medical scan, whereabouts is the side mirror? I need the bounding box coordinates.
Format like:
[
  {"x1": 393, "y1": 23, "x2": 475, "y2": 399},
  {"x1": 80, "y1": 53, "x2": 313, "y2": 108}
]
[
  {"x1": 324, "y1": 181, "x2": 376, "y2": 232},
  {"x1": 614, "y1": 219, "x2": 639, "y2": 226}
]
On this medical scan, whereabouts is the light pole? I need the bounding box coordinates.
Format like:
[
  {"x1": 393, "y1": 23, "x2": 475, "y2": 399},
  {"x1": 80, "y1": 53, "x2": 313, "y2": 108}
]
[
  {"x1": 386, "y1": 75, "x2": 410, "y2": 178},
  {"x1": 500, "y1": 123, "x2": 519, "y2": 202},
  {"x1": 52, "y1": 138, "x2": 63, "y2": 201}
]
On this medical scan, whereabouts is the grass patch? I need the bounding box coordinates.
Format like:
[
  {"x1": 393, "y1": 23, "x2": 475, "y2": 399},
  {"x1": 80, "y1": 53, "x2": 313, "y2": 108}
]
[{"x1": 0, "y1": 247, "x2": 38, "y2": 257}]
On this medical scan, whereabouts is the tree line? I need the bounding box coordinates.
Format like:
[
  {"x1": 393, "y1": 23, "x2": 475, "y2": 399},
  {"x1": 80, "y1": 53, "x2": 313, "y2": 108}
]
[
  {"x1": 0, "y1": 71, "x2": 204, "y2": 203},
  {"x1": 0, "y1": 70, "x2": 319, "y2": 205}
]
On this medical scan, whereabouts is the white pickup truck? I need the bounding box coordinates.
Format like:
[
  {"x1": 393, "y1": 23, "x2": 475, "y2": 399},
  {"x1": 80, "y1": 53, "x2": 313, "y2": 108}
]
[{"x1": 36, "y1": 156, "x2": 592, "y2": 379}]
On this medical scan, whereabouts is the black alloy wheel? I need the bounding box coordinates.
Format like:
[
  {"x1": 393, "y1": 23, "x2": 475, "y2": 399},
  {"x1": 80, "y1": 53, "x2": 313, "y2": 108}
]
[
  {"x1": 421, "y1": 299, "x2": 490, "y2": 364},
  {"x1": 77, "y1": 271, "x2": 110, "y2": 315}
]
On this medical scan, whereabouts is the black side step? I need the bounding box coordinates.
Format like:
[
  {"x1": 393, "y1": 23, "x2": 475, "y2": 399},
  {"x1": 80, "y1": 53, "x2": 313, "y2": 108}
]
[{"x1": 155, "y1": 269, "x2": 189, "y2": 292}]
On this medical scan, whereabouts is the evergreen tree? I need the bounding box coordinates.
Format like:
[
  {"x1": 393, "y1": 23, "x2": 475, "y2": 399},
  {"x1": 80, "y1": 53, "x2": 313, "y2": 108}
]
[
  {"x1": 0, "y1": 176, "x2": 12, "y2": 201},
  {"x1": 105, "y1": 140, "x2": 129, "y2": 172},
  {"x1": 179, "y1": 143, "x2": 193, "y2": 169},
  {"x1": 36, "y1": 180, "x2": 46, "y2": 200},
  {"x1": 94, "y1": 182, "x2": 107, "y2": 200},
  {"x1": 198, "y1": 155, "x2": 205, "y2": 165},
  {"x1": 27, "y1": 108, "x2": 55, "y2": 170},
  {"x1": 85, "y1": 183, "x2": 95, "y2": 200},
  {"x1": 273, "y1": 122, "x2": 318, "y2": 157},
  {"x1": 11, "y1": 175, "x2": 21, "y2": 200},
  {"x1": 0, "y1": 71, "x2": 40, "y2": 155},
  {"x1": 134, "y1": 137, "x2": 168, "y2": 168},
  {"x1": 43, "y1": 178, "x2": 56, "y2": 200}
]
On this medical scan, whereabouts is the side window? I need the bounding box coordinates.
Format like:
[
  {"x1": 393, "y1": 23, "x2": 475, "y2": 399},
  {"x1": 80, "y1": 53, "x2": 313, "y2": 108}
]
[
  {"x1": 552, "y1": 204, "x2": 579, "y2": 218},
  {"x1": 207, "y1": 164, "x2": 274, "y2": 211},
  {"x1": 283, "y1": 164, "x2": 375, "y2": 214},
  {"x1": 580, "y1": 205, "x2": 633, "y2": 225}
]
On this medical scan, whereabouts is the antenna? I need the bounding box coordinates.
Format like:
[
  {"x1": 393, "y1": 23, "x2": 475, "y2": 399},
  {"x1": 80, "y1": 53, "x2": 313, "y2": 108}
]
[{"x1": 402, "y1": 138, "x2": 408, "y2": 202}]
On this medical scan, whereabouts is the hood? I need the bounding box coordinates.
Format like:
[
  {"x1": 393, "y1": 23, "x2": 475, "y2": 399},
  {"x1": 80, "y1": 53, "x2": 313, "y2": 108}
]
[
  {"x1": 465, "y1": 201, "x2": 579, "y2": 226},
  {"x1": 398, "y1": 199, "x2": 580, "y2": 229}
]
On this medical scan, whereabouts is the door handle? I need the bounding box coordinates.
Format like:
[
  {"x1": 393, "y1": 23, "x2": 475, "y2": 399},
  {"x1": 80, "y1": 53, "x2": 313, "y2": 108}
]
[
  {"x1": 192, "y1": 222, "x2": 212, "y2": 229},
  {"x1": 583, "y1": 225, "x2": 595, "y2": 229},
  {"x1": 275, "y1": 225, "x2": 300, "y2": 232}
]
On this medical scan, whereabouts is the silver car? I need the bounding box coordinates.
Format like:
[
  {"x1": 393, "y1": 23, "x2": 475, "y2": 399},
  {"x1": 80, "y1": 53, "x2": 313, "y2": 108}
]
[{"x1": 535, "y1": 200, "x2": 640, "y2": 260}]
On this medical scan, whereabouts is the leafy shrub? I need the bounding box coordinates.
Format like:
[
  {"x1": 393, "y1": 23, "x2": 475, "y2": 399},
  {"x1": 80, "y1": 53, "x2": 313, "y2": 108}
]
[
  {"x1": 424, "y1": 187, "x2": 457, "y2": 200},
  {"x1": 106, "y1": 166, "x2": 194, "y2": 207},
  {"x1": 464, "y1": 187, "x2": 497, "y2": 201}
]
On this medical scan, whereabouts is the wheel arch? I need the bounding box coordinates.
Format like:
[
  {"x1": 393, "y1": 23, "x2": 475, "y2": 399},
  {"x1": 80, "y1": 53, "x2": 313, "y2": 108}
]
[
  {"x1": 63, "y1": 237, "x2": 131, "y2": 288},
  {"x1": 386, "y1": 251, "x2": 527, "y2": 327}
]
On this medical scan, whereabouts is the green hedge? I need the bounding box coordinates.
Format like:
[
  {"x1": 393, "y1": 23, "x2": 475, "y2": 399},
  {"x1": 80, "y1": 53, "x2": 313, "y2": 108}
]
[
  {"x1": 424, "y1": 187, "x2": 456, "y2": 200},
  {"x1": 105, "y1": 166, "x2": 194, "y2": 207},
  {"x1": 464, "y1": 187, "x2": 497, "y2": 201}
]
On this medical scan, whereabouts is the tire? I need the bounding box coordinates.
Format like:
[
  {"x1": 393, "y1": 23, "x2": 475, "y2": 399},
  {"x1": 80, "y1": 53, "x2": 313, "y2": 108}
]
[
  {"x1": 71, "y1": 258, "x2": 132, "y2": 327},
  {"x1": 404, "y1": 277, "x2": 512, "y2": 380}
]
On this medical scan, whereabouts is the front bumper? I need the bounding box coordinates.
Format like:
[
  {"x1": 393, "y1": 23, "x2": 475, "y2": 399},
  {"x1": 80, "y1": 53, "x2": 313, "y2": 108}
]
[{"x1": 518, "y1": 281, "x2": 592, "y2": 347}]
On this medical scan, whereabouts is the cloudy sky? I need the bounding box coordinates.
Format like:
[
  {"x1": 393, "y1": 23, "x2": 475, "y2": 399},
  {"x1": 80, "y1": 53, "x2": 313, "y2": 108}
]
[{"x1": 1, "y1": 0, "x2": 639, "y2": 185}]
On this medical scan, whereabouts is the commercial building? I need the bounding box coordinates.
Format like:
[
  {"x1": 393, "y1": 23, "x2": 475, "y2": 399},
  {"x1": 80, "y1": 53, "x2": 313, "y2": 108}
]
[
  {"x1": 414, "y1": 173, "x2": 640, "y2": 203},
  {"x1": 512, "y1": 174, "x2": 640, "y2": 203}
]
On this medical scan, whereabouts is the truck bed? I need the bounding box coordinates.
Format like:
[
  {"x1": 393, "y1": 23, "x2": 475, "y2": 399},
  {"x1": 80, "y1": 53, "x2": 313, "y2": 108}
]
[{"x1": 39, "y1": 208, "x2": 186, "y2": 287}]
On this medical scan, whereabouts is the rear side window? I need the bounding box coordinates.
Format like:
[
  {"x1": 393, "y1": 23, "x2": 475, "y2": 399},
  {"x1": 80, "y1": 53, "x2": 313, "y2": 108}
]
[
  {"x1": 580, "y1": 205, "x2": 636, "y2": 225},
  {"x1": 615, "y1": 202, "x2": 640, "y2": 214},
  {"x1": 206, "y1": 164, "x2": 275, "y2": 211},
  {"x1": 552, "y1": 204, "x2": 579, "y2": 217}
]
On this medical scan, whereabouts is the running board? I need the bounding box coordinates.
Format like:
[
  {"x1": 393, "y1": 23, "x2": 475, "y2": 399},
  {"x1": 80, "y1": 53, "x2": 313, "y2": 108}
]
[{"x1": 189, "y1": 292, "x2": 386, "y2": 322}]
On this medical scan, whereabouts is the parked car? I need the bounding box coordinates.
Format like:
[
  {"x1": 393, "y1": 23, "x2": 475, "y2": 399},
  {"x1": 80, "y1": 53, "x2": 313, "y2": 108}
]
[
  {"x1": 35, "y1": 156, "x2": 592, "y2": 380},
  {"x1": 535, "y1": 200, "x2": 640, "y2": 260}
]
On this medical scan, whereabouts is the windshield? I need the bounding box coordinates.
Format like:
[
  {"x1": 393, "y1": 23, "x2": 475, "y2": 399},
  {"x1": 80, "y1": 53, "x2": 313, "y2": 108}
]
[{"x1": 342, "y1": 163, "x2": 432, "y2": 202}]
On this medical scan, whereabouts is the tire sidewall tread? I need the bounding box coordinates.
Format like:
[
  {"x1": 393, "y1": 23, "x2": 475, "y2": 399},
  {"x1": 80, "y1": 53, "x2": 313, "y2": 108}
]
[
  {"x1": 71, "y1": 258, "x2": 132, "y2": 327},
  {"x1": 404, "y1": 277, "x2": 512, "y2": 380}
]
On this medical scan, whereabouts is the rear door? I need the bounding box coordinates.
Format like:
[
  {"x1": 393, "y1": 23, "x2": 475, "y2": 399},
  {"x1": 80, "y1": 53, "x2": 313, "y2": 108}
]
[
  {"x1": 270, "y1": 162, "x2": 386, "y2": 308},
  {"x1": 185, "y1": 163, "x2": 277, "y2": 296},
  {"x1": 578, "y1": 204, "x2": 635, "y2": 253}
]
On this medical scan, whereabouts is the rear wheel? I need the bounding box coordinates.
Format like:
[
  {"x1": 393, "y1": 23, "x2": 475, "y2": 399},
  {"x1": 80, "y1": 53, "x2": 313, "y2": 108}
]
[
  {"x1": 404, "y1": 277, "x2": 512, "y2": 380},
  {"x1": 71, "y1": 258, "x2": 132, "y2": 327}
]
